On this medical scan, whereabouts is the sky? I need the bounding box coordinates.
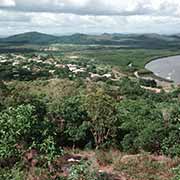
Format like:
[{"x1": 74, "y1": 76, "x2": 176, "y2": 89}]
[{"x1": 0, "y1": 0, "x2": 180, "y2": 36}]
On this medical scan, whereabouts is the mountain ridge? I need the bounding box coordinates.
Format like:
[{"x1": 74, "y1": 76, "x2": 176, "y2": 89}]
[{"x1": 1, "y1": 31, "x2": 180, "y2": 48}]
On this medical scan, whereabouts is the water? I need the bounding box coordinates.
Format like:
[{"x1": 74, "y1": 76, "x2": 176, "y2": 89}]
[{"x1": 145, "y1": 55, "x2": 180, "y2": 84}]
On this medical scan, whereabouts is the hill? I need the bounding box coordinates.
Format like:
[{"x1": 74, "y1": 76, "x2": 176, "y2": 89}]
[
  {"x1": 0, "y1": 31, "x2": 57, "y2": 44},
  {"x1": 1, "y1": 31, "x2": 180, "y2": 48}
]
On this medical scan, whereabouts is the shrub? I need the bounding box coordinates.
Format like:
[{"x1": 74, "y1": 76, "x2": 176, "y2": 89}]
[
  {"x1": 0, "y1": 105, "x2": 36, "y2": 159},
  {"x1": 0, "y1": 165, "x2": 24, "y2": 180},
  {"x1": 0, "y1": 105, "x2": 61, "y2": 164},
  {"x1": 61, "y1": 96, "x2": 89, "y2": 147},
  {"x1": 68, "y1": 161, "x2": 98, "y2": 180},
  {"x1": 171, "y1": 165, "x2": 180, "y2": 180},
  {"x1": 121, "y1": 132, "x2": 138, "y2": 153},
  {"x1": 84, "y1": 89, "x2": 118, "y2": 148},
  {"x1": 119, "y1": 99, "x2": 163, "y2": 154},
  {"x1": 39, "y1": 136, "x2": 63, "y2": 165},
  {"x1": 95, "y1": 150, "x2": 113, "y2": 166},
  {"x1": 161, "y1": 131, "x2": 180, "y2": 157},
  {"x1": 139, "y1": 78, "x2": 157, "y2": 88}
]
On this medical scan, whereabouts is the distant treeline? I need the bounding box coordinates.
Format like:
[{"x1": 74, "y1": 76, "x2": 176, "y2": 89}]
[{"x1": 0, "y1": 48, "x2": 36, "y2": 53}]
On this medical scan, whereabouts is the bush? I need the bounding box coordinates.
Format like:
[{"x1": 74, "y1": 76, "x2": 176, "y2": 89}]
[
  {"x1": 139, "y1": 78, "x2": 157, "y2": 88},
  {"x1": 0, "y1": 104, "x2": 61, "y2": 164},
  {"x1": 119, "y1": 99, "x2": 163, "y2": 153},
  {"x1": 171, "y1": 165, "x2": 180, "y2": 180},
  {"x1": 0, "y1": 165, "x2": 24, "y2": 180},
  {"x1": 84, "y1": 89, "x2": 118, "y2": 148},
  {"x1": 68, "y1": 161, "x2": 98, "y2": 180},
  {"x1": 0, "y1": 105, "x2": 36, "y2": 159},
  {"x1": 135, "y1": 122, "x2": 166, "y2": 153},
  {"x1": 95, "y1": 150, "x2": 113, "y2": 166},
  {"x1": 161, "y1": 130, "x2": 180, "y2": 157},
  {"x1": 61, "y1": 96, "x2": 89, "y2": 146},
  {"x1": 121, "y1": 132, "x2": 138, "y2": 153}
]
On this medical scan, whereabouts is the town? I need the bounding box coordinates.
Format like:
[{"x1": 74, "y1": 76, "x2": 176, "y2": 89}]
[{"x1": 0, "y1": 53, "x2": 116, "y2": 81}]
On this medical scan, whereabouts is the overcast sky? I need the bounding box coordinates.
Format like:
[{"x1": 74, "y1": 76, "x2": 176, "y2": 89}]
[{"x1": 0, "y1": 0, "x2": 180, "y2": 36}]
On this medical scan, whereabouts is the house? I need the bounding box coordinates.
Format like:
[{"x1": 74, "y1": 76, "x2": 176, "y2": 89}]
[
  {"x1": 0, "y1": 60, "x2": 8, "y2": 63},
  {"x1": 68, "y1": 56, "x2": 79, "y2": 59},
  {"x1": 55, "y1": 64, "x2": 66, "y2": 68},
  {"x1": 73, "y1": 68, "x2": 86, "y2": 74},
  {"x1": 49, "y1": 70, "x2": 55, "y2": 74},
  {"x1": 102, "y1": 73, "x2": 112, "y2": 78},
  {"x1": 12, "y1": 61, "x2": 20, "y2": 66},
  {"x1": 90, "y1": 72, "x2": 112, "y2": 81},
  {"x1": 67, "y1": 64, "x2": 78, "y2": 72}
]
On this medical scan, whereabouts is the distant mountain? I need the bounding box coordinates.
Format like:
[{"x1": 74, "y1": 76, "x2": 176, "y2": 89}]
[
  {"x1": 0, "y1": 32, "x2": 57, "y2": 44},
  {"x1": 57, "y1": 33, "x2": 96, "y2": 44},
  {"x1": 1, "y1": 31, "x2": 180, "y2": 49},
  {"x1": 0, "y1": 32, "x2": 96, "y2": 45}
]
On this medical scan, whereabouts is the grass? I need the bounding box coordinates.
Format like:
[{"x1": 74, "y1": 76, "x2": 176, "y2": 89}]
[
  {"x1": 80, "y1": 49, "x2": 180, "y2": 69},
  {"x1": 77, "y1": 148, "x2": 179, "y2": 180},
  {"x1": 113, "y1": 152, "x2": 180, "y2": 180},
  {"x1": 48, "y1": 45, "x2": 180, "y2": 72},
  {"x1": 3, "y1": 44, "x2": 180, "y2": 74},
  {"x1": 95, "y1": 150, "x2": 113, "y2": 166},
  {"x1": 1, "y1": 149, "x2": 179, "y2": 180},
  {"x1": 68, "y1": 149, "x2": 180, "y2": 180}
]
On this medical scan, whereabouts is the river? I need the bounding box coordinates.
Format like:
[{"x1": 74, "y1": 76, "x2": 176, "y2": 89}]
[{"x1": 145, "y1": 55, "x2": 180, "y2": 84}]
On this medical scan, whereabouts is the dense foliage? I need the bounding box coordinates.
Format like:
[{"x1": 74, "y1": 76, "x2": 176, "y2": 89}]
[
  {"x1": 0, "y1": 47, "x2": 180, "y2": 179},
  {"x1": 1, "y1": 78, "x2": 180, "y2": 155}
]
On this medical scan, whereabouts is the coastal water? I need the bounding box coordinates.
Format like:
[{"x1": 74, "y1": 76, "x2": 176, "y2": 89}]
[{"x1": 145, "y1": 55, "x2": 180, "y2": 84}]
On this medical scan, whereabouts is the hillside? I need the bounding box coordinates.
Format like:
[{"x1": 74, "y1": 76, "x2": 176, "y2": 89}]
[
  {"x1": 1, "y1": 31, "x2": 180, "y2": 48},
  {"x1": 0, "y1": 33, "x2": 180, "y2": 180},
  {"x1": 0, "y1": 31, "x2": 57, "y2": 44}
]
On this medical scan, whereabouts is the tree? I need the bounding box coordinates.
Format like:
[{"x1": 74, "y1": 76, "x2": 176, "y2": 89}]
[
  {"x1": 0, "y1": 81, "x2": 9, "y2": 110},
  {"x1": 84, "y1": 88, "x2": 118, "y2": 148},
  {"x1": 0, "y1": 105, "x2": 59, "y2": 161},
  {"x1": 61, "y1": 96, "x2": 89, "y2": 148},
  {"x1": 161, "y1": 104, "x2": 180, "y2": 157},
  {"x1": 118, "y1": 99, "x2": 163, "y2": 153},
  {"x1": 0, "y1": 105, "x2": 35, "y2": 159}
]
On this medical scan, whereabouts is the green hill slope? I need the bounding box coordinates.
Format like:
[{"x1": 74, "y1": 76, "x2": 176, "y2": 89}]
[
  {"x1": 0, "y1": 31, "x2": 57, "y2": 44},
  {"x1": 1, "y1": 31, "x2": 180, "y2": 49}
]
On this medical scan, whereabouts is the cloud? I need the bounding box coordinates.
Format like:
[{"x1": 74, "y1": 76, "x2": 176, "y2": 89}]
[
  {"x1": 1, "y1": 10, "x2": 180, "y2": 36},
  {"x1": 0, "y1": 0, "x2": 15, "y2": 7},
  {"x1": 0, "y1": 0, "x2": 180, "y2": 35},
  {"x1": 0, "y1": 0, "x2": 180, "y2": 17},
  {"x1": 0, "y1": 10, "x2": 30, "y2": 22},
  {"x1": 0, "y1": 0, "x2": 165, "y2": 16}
]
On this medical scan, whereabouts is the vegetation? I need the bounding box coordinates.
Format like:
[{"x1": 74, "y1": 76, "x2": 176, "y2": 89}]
[
  {"x1": 2, "y1": 32, "x2": 180, "y2": 49},
  {"x1": 0, "y1": 38, "x2": 180, "y2": 179}
]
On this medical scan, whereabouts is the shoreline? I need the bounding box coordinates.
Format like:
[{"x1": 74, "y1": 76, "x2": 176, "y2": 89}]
[{"x1": 144, "y1": 54, "x2": 180, "y2": 84}]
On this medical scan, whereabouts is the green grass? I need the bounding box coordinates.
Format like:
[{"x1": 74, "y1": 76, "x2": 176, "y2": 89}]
[
  {"x1": 47, "y1": 45, "x2": 180, "y2": 72},
  {"x1": 80, "y1": 49, "x2": 180, "y2": 69},
  {"x1": 2, "y1": 43, "x2": 180, "y2": 73}
]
